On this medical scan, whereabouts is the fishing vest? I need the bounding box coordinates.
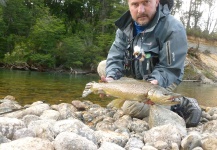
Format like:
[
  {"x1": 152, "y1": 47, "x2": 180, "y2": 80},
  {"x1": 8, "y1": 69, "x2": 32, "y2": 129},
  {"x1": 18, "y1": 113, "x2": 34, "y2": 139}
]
[{"x1": 124, "y1": 16, "x2": 168, "y2": 79}]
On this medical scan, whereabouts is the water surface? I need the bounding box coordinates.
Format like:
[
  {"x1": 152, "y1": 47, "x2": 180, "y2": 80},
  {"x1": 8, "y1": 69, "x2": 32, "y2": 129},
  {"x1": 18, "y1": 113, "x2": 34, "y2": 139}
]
[
  {"x1": 175, "y1": 81, "x2": 217, "y2": 107},
  {"x1": 0, "y1": 69, "x2": 216, "y2": 107},
  {"x1": 0, "y1": 69, "x2": 107, "y2": 106}
]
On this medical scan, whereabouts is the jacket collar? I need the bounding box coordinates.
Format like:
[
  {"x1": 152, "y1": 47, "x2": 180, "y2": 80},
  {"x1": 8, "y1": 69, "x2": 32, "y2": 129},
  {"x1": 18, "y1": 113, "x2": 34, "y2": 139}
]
[{"x1": 115, "y1": 4, "x2": 170, "y2": 35}]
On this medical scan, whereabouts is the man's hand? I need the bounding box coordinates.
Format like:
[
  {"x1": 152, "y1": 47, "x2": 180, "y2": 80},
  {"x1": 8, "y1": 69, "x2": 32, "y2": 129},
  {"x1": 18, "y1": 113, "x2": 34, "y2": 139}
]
[
  {"x1": 149, "y1": 79, "x2": 158, "y2": 85},
  {"x1": 101, "y1": 76, "x2": 114, "y2": 83},
  {"x1": 99, "y1": 76, "x2": 114, "y2": 98}
]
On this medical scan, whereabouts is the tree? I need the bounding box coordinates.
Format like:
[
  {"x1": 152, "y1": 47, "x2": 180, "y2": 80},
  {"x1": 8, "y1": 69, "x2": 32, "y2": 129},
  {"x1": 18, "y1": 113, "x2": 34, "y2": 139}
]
[
  {"x1": 204, "y1": 0, "x2": 217, "y2": 33},
  {"x1": 0, "y1": 6, "x2": 7, "y2": 60},
  {"x1": 28, "y1": 8, "x2": 65, "y2": 68},
  {"x1": 2, "y1": 0, "x2": 34, "y2": 37},
  {"x1": 171, "y1": 0, "x2": 183, "y2": 16},
  {"x1": 191, "y1": 0, "x2": 203, "y2": 29},
  {"x1": 0, "y1": 0, "x2": 6, "y2": 6}
]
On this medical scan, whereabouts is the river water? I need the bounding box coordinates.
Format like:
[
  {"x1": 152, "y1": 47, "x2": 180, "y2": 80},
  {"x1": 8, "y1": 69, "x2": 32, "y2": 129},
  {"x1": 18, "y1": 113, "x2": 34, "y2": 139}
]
[{"x1": 0, "y1": 69, "x2": 216, "y2": 107}]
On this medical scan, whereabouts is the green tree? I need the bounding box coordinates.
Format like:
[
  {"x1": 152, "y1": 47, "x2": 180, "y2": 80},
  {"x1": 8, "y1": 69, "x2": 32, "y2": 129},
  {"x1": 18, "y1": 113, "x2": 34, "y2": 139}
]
[
  {"x1": 0, "y1": 6, "x2": 7, "y2": 60},
  {"x1": 2, "y1": 0, "x2": 34, "y2": 36},
  {"x1": 28, "y1": 8, "x2": 65, "y2": 68}
]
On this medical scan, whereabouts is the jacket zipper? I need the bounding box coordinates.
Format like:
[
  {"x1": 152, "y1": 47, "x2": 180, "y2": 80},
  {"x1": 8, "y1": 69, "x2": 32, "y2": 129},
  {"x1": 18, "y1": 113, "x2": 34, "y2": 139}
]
[{"x1": 166, "y1": 41, "x2": 172, "y2": 65}]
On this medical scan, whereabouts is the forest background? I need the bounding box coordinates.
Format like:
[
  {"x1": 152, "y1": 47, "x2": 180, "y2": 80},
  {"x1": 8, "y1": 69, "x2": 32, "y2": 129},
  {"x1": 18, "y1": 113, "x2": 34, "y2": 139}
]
[{"x1": 0, "y1": 0, "x2": 217, "y2": 73}]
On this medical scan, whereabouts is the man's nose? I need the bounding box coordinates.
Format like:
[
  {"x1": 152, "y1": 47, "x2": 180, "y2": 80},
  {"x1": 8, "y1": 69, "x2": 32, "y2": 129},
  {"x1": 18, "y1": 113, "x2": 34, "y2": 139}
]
[{"x1": 138, "y1": 4, "x2": 145, "y2": 13}]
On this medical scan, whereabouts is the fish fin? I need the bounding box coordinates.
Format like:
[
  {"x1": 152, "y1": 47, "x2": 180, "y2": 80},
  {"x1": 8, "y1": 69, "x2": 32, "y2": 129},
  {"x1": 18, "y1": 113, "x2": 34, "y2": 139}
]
[
  {"x1": 82, "y1": 81, "x2": 95, "y2": 97},
  {"x1": 98, "y1": 80, "x2": 104, "y2": 83},
  {"x1": 107, "y1": 99, "x2": 126, "y2": 108}
]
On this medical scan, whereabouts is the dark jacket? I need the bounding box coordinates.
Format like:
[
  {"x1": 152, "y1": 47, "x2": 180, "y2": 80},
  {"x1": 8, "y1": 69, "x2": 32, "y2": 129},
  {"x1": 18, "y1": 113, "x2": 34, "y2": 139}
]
[{"x1": 106, "y1": 4, "x2": 188, "y2": 88}]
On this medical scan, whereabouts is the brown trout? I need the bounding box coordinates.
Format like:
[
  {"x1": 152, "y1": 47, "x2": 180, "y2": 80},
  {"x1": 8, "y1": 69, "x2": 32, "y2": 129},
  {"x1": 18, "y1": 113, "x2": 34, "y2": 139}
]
[{"x1": 82, "y1": 77, "x2": 181, "y2": 106}]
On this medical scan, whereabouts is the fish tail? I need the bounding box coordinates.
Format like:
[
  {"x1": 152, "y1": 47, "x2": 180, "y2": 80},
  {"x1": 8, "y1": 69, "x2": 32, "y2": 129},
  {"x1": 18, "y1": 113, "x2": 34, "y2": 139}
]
[
  {"x1": 107, "y1": 99, "x2": 126, "y2": 108},
  {"x1": 82, "y1": 82, "x2": 95, "y2": 97}
]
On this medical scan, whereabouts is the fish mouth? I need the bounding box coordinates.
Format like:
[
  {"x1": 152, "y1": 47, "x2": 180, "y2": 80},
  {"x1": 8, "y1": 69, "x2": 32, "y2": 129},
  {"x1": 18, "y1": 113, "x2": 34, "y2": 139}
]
[{"x1": 164, "y1": 97, "x2": 181, "y2": 104}]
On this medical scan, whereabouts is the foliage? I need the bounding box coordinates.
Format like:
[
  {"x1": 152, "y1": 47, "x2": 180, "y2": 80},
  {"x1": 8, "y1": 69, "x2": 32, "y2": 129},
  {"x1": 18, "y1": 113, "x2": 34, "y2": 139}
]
[
  {"x1": 29, "y1": 53, "x2": 55, "y2": 68},
  {"x1": 56, "y1": 35, "x2": 86, "y2": 68}
]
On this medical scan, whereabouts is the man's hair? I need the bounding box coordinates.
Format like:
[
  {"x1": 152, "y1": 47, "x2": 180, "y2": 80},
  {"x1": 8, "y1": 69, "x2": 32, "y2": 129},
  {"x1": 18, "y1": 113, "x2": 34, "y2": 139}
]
[{"x1": 127, "y1": 0, "x2": 174, "y2": 10}]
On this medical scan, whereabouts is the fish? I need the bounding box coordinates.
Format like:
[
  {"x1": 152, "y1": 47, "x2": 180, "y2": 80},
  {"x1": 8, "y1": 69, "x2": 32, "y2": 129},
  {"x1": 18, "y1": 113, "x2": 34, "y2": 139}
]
[{"x1": 82, "y1": 77, "x2": 182, "y2": 106}]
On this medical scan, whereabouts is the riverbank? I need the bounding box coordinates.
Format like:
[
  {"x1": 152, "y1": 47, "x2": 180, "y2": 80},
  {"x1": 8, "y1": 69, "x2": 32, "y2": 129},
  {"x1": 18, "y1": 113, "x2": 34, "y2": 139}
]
[
  {"x1": 0, "y1": 95, "x2": 217, "y2": 150},
  {"x1": 1, "y1": 44, "x2": 217, "y2": 85},
  {"x1": 186, "y1": 37, "x2": 217, "y2": 84}
]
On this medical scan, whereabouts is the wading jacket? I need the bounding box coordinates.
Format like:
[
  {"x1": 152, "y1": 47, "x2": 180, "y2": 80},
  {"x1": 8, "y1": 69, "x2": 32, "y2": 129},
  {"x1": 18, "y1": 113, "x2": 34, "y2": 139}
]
[{"x1": 106, "y1": 4, "x2": 188, "y2": 88}]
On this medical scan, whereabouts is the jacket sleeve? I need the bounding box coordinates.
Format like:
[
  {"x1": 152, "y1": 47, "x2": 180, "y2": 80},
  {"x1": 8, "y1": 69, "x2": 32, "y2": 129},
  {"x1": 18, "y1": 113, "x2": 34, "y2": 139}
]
[
  {"x1": 106, "y1": 29, "x2": 128, "y2": 79},
  {"x1": 148, "y1": 21, "x2": 188, "y2": 88}
]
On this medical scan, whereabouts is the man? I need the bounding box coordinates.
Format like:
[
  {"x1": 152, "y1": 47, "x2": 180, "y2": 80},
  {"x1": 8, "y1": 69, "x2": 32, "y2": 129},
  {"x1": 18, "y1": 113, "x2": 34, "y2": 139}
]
[{"x1": 98, "y1": 0, "x2": 202, "y2": 127}]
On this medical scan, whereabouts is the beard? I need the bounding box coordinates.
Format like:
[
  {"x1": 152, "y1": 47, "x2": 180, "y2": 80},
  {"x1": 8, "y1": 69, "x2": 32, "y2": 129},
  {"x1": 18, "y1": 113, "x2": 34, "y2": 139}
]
[{"x1": 135, "y1": 11, "x2": 156, "y2": 26}]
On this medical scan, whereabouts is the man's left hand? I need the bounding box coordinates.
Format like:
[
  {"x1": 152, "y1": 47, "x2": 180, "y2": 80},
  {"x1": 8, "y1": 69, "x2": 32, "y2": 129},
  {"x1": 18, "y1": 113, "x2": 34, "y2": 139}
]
[{"x1": 149, "y1": 79, "x2": 158, "y2": 85}]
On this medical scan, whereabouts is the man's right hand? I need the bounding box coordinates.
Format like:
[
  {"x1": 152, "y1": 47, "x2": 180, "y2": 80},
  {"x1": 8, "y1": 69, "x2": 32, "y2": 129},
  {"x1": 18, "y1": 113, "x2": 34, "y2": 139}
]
[
  {"x1": 101, "y1": 76, "x2": 114, "y2": 83},
  {"x1": 99, "y1": 76, "x2": 114, "y2": 98}
]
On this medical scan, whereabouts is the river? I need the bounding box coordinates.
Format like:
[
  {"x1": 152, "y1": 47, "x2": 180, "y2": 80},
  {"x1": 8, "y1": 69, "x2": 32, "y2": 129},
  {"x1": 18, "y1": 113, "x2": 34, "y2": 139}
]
[{"x1": 0, "y1": 69, "x2": 216, "y2": 107}]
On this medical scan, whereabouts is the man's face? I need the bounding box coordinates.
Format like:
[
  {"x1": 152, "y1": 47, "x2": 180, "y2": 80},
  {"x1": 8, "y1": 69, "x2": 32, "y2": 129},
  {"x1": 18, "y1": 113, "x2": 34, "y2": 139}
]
[{"x1": 128, "y1": 0, "x2": 159, "y2": 26}]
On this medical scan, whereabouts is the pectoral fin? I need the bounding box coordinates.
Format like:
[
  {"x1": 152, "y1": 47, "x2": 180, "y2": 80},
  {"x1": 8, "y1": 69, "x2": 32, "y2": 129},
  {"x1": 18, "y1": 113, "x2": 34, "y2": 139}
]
[{"x1": 107, "y1": 99, "x2": 126, "y2": 108}]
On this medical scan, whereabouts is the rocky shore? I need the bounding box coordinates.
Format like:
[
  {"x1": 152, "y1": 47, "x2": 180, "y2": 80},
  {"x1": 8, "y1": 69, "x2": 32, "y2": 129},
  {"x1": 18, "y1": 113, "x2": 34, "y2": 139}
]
[{"x1": 0, "y1": 95, "x2": 217, "y2": 150}]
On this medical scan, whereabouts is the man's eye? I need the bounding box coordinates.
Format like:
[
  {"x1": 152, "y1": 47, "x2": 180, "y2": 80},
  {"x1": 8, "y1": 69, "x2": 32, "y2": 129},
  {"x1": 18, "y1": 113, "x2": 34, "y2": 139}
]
[
  {"x1": 132, "y1": 3, "x2": 139, "y2": 7},
  {"x1": 144, "y1": 0, "x2": 151, "y2": 5}
]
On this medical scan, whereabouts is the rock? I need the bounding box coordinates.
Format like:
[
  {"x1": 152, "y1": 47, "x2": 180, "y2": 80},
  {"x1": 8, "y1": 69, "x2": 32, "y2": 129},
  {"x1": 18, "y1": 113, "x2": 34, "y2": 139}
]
[
  {"x1": 192, "y1": 147, "x2": 203, "y2": 150},
  {"x1": 71, "y1": 100, "x2": 86, "y2": 111},
  {"x1": 171, "y1": 142, "x2": 179, "y2": 150},
  {"x1": 23, "y1": 103, "x2": 51, "y2": 117},
  {"x1": 181, "y1": 132, "x2": 202, "y2": 150},
  {"x1": 212, "y1": 114, "x2": 217, "y2": 120},
  {"x1": 154, "y1": 140, "x2": 168, "y2": 149},
  {"x1": 202, "y1": 111, "x2": 212, "y2": 120},
  {"x1": 31, "y1": 101, "x2": 44, "y2": 105},
  {"x1": 89, "y1": 106, "x2": 110, "y2": 117},
  {"x1": 54, "y1": 132, "x2": 97, "y2": 150},
  {"x1": 2, "y1": 98, "x2": 217, "y2": 150},
  {"x1": 144, "y1": 124, "x2": 183, "y2": 147},
  {"x1": 0, "y1": 100, "x2": 22, "y2": 110},
  {"x1": 95, "y1": 130, "x2": 129, "y2": 147},
  {"x1": 98, "y1": 142, "x2": 125, "y2": 150},
  {"x1": 0, "y1": 137, "x2": 54, "y2": 150},
  {"x1": 50, "y1": 104, "x2": 59, "y2": 110},
  {"x1": 114, "y1": 115, "x2": 132, "y2": 130},
  {"x1": 28, "y1": 119, "x2": 56, "y2": 141},
  {"x1": 202, "y1": 120, "x2": 217, "y2": 135},
  {"x1": 113, "y1": 109, "x2": 125, "y2": 120},
  {"x1": 53, "y1": 119, "x2": 96, "y2": 144},
  {"x1": 12, "y1": 128, "x2": 35, "y2": 140},
  {"x1": 125, "y1": 137, "x2": 144, "y2": 150},
  {"x1": 0, "y1": 132, "x2": 11, "y2": 144},
  {"x1": 57, "y1": 103, "x2": 77, "y2": 119},
  {"x1": 0, "y1": 117, "x2": 25, "y2": 139},
  {"x1": 40, "y1": 109, "x2": 60, "y2": 120},
  {"x1": 201, "y1": 135, "x2": 217, "y2": 150},
  {"x1": 96, "y1": 117, "x2": 117, "y2": 131},
  {"x1": 4, "y1": 95, "x2": 16, "y2": 101},
  {"x1": 4, "y1": 101, "x2": 50, "y2": 119},
  {"x1": 207, "y1": 107, "x2": 217, "y2": 116},
  {"x1": 149, "y1": 105, "x2": 187, "y2": 137},
  {"x1": 142, "y1": 145, "x2": 158, "y2": 150},
  {"x1": 128, "y1": 118, "x2": 149, "y2": 133},
  {"x1": 22, "y1": 115, "x2": 41, "y2": 126},
  {"x1": 83, "y1": 111, "x2": 95, "y2": 123}
]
